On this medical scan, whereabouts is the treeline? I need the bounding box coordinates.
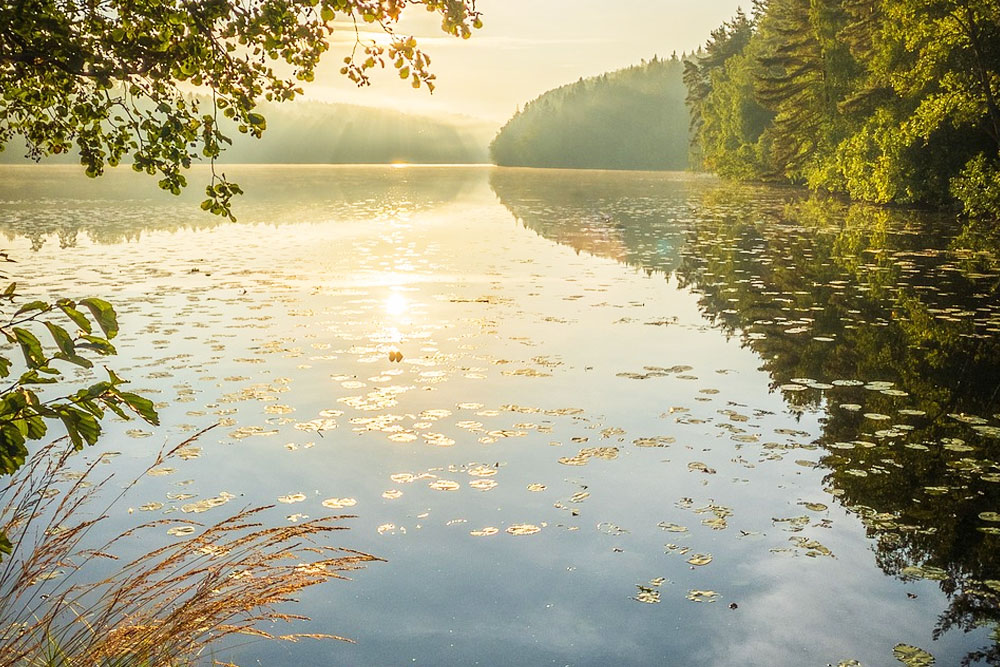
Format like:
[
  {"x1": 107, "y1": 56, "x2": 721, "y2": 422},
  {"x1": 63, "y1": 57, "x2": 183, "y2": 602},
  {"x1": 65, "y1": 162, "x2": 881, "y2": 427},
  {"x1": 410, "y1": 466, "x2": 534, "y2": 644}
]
[
  {"x1": 490, "y1": 55, "x2": 689, "y2": 170},
  {"x1": 220, "y1": 101, "x2": 491, "y2": 165},
  {"x1": 0, "y1": 101, "x2": 492, "y2": 165},
  {"x1": 685, "y1": 3, "x2": 1000, "y2": 218}
]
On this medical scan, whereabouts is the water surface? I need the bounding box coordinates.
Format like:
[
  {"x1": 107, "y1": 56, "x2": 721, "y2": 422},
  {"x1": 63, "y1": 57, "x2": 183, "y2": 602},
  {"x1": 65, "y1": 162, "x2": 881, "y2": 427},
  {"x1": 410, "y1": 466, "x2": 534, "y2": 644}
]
[{"x1": 2, "y1": 165, "x2": 999, "y2": 666}]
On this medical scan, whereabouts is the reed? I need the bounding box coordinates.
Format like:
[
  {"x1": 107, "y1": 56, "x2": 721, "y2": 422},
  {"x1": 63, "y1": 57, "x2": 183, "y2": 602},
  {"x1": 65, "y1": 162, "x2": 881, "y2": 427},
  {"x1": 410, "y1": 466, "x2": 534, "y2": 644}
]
[{"x1": 0, "y1": 429, "x2": 380, "y2": 666}]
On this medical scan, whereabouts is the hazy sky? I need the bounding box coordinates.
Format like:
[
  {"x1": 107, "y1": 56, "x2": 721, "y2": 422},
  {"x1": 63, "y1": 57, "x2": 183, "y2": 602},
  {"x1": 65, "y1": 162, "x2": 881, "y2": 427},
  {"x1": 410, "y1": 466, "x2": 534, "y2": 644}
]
[{"x1": 304, "y1": 1, "x2": 747, "y2": 124}]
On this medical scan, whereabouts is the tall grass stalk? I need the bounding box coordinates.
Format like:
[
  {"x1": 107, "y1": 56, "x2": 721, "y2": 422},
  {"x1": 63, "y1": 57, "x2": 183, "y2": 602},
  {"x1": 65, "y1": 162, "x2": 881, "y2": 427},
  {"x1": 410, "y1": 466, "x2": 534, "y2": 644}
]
[{"x1": 0, "y1": 429, "x2": 379, "y2": 666}]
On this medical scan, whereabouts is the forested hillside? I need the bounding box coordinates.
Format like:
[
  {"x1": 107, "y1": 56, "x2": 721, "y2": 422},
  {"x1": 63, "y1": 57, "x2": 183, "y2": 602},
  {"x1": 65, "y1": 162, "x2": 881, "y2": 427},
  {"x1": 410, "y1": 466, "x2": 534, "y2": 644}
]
[
  {"x1": 490, "y1": 55, "x2": 689, "y2": 170},
  {"x1": 0, "y1": 101, "x2": 492, "y2": 165},
  {"x1": 685, "y1": 3, "x2": 1000, "y2": 218}
]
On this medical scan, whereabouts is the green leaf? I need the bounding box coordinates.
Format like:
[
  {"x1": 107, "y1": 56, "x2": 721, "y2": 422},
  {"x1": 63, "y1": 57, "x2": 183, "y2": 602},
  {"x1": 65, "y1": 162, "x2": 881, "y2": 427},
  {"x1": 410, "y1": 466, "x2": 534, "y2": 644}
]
[
  {"x1": 1, "y1": 391, "x2": 27, "y2": 412},
  {"x1": 78, "y1": 335, "x2": 117, "y2": 356},
  {"x1": 57, "y1": 301, "x2": 92, "y2": 334},
  {"x1": 0, "y1": 531, "x2": 12, "y2": 558},
  {"x1": 43, "y1": 321, "x2": 75, "y2": 357},
  {"x1": 58, "y1": 353, "x2": 94, "y2": 369},
  {"x1": 79, "y1": 298, "x2": 118, "y2": 339},
  {"x1": 3, "y1": 282, "x2": 17, "y2": 297},
  {"x1": 120, "y1": 391, "x2": 159, "y2": 425},
  {"x1": 83, "y1": 381, "x2": 113, "y2": 398},
  {"x1": 19, "y1": 370, "x2": 60, "y2": 385},
  {"x1": 12, "y1": 328, "x2": 47, "y2": 369},
  {"x1": 76, "y1": 410, "x2": 101, "y2": 445},
  {"x1": 25, "y1": 414, "x2": 46, "y2": 440},
  {"x1": 14, "y1": 300, "x2": 48, "y2": 317},
  {"x1": 0, "y1": 357, "x2": 11, "y2": 378},
  {"x1": 75, "y1": 398, "x2": 105, "y2": 420},
  {"x1": 103, "y1": 400, "x2": 130, "y2": 420},
  {"x1": 56, "y1": 407, "x2": 102, "y2": 450},
  {"x1": 0, "y1": 425, "x2": 28, "y2": 474},
  {"x1": 58, "y1": 411, "x2": 83, "y2": 450}
]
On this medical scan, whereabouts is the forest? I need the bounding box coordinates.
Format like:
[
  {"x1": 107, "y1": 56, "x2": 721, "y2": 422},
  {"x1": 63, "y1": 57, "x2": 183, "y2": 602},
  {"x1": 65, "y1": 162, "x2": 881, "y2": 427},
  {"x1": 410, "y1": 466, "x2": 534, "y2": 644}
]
[
  {"x1": 684, "y1": 2, "x2": 1000, "y2": 219},
  {"x1": 489, "y1": 55, "x2": 690, "y2": 170}
]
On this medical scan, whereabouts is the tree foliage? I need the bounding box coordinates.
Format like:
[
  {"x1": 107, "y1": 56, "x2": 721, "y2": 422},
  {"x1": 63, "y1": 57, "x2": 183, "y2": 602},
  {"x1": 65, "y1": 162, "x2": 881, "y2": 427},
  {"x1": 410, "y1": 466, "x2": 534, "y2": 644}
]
[
  {"x1": 0, "y1": 0, "x2": 481, "y2": 218},
  {"x1": 684, "y1": 8, "x2": 771, "y2": 174},
  {"x1": 685, "y1": 0, "x2": 1000, "y2": 219},
  {"x1": 490, "y1": 54, "x2": 689, "y2": 171}
]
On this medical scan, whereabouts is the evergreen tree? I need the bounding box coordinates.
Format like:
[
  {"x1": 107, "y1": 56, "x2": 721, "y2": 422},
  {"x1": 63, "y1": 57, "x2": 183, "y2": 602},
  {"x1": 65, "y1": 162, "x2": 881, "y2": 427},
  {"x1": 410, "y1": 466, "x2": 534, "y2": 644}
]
[{"x1": 685, "y1": 1, "x2": 1000, "y2": 219}]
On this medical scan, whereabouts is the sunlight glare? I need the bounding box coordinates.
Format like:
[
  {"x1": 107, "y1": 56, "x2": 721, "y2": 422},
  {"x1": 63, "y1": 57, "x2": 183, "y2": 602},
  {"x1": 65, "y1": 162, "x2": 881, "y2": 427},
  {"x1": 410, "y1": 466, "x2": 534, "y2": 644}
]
[{"x1": 385, "y1": 292, "x2": 408, "y2": 317}]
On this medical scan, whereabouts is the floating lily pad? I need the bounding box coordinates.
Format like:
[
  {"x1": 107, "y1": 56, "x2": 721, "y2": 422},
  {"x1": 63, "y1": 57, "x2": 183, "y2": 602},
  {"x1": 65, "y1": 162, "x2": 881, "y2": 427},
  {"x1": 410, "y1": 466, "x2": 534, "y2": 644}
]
[
  {"x1": 901, "y1": 565, "x2": 949, "y2": 581},
  {"x1": 322, "y1": 497, "x2": 357, "y2": 509},
  {"x1": 687, "y1": 553, "x2": 713, "y2": 566},
  {"x1": 893, "y1": 643, "x2": 934, "y2": 666},
  {"x1": 686, "y1": 590, "x2": 719, "y2": 603},
  {"x1": 658, "y1": 522, "x2": 689, "y2": 533},
  {"x1": 799, "y1": 502, "x2": 828, "y2": 512}
]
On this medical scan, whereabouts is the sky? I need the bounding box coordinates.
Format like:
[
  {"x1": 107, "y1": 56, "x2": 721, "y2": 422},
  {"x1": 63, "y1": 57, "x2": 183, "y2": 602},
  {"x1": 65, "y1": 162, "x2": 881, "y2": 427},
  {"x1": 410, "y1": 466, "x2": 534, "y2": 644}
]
[{"x1": 302, "y1": 1, "x2": 747, "y2": 125}]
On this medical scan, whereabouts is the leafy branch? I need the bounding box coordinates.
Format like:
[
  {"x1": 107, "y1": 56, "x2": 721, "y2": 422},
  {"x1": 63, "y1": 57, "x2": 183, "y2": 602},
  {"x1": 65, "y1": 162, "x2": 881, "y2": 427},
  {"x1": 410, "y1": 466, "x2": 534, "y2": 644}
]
[{"x1": 0, "y1": 281, "x2": 158, "y2": 502}]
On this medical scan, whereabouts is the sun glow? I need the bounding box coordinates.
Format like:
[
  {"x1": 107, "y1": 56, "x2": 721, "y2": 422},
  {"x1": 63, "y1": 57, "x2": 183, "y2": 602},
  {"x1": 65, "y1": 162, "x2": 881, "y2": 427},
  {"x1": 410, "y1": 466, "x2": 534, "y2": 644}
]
[{"x1": 385, "y1": 292, "x2": 408, "y2": 317}]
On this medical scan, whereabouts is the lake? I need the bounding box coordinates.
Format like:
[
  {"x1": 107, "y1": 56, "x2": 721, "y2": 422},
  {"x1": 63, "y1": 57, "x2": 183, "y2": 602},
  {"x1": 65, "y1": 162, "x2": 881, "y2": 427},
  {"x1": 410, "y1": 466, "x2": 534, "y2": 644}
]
[{"x1": 2, "y1": 165, "x2": 999, "y2": 666}]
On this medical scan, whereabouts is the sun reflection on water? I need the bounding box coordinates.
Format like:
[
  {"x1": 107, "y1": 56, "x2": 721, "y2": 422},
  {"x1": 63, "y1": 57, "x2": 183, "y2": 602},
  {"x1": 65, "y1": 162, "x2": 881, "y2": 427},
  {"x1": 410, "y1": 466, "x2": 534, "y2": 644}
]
[{"x1": 384, "y1": 291, "x2": 408, "y2": 317}]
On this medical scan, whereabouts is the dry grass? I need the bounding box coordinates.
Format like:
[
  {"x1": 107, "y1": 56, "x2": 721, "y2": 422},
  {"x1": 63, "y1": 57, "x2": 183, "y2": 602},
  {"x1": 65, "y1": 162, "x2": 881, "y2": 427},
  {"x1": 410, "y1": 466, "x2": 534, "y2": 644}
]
[{"x1": 0, "y1": 428, "x2": 380, "y2": 666}]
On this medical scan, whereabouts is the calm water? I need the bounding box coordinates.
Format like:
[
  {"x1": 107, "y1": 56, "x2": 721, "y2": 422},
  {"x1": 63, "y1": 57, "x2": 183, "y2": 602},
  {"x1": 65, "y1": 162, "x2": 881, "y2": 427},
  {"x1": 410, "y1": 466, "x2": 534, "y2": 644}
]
[{"x1": 2, "y1": 165, "x2": 1000, "y2": 666}]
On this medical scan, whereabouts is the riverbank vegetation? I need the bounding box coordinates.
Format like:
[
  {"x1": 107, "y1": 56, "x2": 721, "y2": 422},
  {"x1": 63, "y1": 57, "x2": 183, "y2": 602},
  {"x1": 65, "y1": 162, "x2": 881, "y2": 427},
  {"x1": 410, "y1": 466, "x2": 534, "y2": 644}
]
[{"x1": 684, "y1": 3, "x2": 1000, "y2": 219}]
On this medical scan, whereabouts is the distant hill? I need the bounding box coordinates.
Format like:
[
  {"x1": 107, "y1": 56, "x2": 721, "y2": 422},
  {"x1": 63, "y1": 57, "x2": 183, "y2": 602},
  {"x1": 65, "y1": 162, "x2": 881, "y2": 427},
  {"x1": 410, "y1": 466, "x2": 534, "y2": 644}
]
[
  {"x1": 0, "y1": 101, "x2": 493, "y2": 165},
  {"x1": 489, "y1": 55, "x2": 690, "y2": 171},
  {"x1": 219, "y1": 101, "x2": 492, "y2": 164}
]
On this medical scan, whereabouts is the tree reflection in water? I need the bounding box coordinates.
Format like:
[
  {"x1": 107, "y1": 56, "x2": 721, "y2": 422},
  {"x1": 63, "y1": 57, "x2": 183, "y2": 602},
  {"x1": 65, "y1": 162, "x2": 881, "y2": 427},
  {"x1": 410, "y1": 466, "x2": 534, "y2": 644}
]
[{"x1": 491, "y1": 167, "x2": 1000, "y2": 665}]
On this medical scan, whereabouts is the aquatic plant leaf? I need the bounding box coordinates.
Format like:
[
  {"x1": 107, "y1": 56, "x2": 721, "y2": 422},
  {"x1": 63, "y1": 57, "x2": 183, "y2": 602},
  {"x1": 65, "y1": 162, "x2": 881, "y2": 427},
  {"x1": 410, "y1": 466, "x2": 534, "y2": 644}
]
[{"x1": 893, "y1": 644, "x2": 934, "y2": 666}]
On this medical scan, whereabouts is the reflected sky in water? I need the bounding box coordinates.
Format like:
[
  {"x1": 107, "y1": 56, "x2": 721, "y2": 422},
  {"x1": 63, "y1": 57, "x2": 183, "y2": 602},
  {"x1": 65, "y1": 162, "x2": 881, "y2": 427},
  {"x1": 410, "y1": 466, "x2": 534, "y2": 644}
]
[{"x1": 1, "y1": 165, "x2": 998, "y2": 666}]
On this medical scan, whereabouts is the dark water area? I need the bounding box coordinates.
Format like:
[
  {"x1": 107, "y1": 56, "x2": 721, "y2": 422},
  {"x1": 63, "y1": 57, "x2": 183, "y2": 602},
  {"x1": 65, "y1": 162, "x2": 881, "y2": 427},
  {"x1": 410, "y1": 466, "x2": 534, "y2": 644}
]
[{"x1": 2, "y1": 165, "x2": 999, "y2": 666}]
